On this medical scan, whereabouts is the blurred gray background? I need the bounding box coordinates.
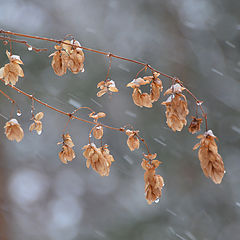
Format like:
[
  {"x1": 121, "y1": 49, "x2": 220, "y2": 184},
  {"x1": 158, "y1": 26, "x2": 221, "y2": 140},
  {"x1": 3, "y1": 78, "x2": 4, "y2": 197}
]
[{"x1": 0, "y1": 0, "x2": 240, "y2": 239}]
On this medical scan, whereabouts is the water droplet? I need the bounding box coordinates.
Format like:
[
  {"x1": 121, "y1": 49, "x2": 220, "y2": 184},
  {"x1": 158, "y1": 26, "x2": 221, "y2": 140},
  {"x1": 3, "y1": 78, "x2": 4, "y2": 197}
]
[
  {"x1": 17, "y1": 110, "x2": 22, "y2": 116},
  {"x1": 155, "y1": 198, "x2": 159, "y2": 203},
  {"x1": 28, "y1": 46, "x2": 33, "y2": 51}
]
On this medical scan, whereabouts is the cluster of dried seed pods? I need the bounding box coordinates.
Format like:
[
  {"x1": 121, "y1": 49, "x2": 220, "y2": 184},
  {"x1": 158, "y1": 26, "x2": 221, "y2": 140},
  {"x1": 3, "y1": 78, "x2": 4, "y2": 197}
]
[
  {"x1": 49, "y1": 40, "x2": 85, "y2": 76},
  {"x1": 0, "y1": 30, "x2": 225, "y2": 205},
  {"x1": 0, "y1": 50, "x2": 24, "y2": 85}
]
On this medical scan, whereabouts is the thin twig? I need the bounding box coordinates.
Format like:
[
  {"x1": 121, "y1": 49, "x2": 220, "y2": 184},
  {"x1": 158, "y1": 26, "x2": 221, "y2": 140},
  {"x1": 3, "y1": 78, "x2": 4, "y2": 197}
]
[
  {"x1": 0, "y1": 89, "x2": 15, "y2": 103},
  {"x1": 0, "y1": 29, "x2": 209, "y2": 132}
]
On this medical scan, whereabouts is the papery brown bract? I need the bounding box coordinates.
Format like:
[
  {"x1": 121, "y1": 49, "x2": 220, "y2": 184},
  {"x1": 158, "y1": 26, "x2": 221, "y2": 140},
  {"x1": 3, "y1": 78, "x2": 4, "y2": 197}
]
[
  {"x1": 141, "y1": 93, "x2": 152, "y2": 108},
  {"x1": 67, "y1": 49, "x2": 84, "y2": 74},
  {"x1": 63, "y1": 40, "x2": 85, "y2": 74},
  {"x1": 97, "y1": 80, "x2": 118, "y2": 97},
  {"x1": 141, "y1": 158, "x2": 164, "y2": 205},
  {"x1": 62, "y1": 133, "x2": 74, "y2": 148},
  {"x1": 49, "y1": 50, "x2": 69, "y2": 76},
  {"x1": 126, "y1": 129, "x2": 140, "y2": 151},
  {"x1": 93, "y1": 125, "x2": 104, "y2": 139},
  {"x1": 89, "y1": 112, "x2": 106, "y2": 121},
  {"x1": 58, "y1": 133, "x2": 75, "y2": 164},
  {"x1": 29, "y1": 112, "x2": 44, "y2": 135},
  {"x1": 82, "y1": 143, "x2": 114, "y2": 176},
  {"x1": 162, "y1": 84, "x2": 189, "y2": 132},
  {"x1": 59, "y1": 145, "x2": 76, "y2": 164},
  {"x1": 127, "y1": 77, "x2": 150, "y2": 88},
  {"x1": 146, "y1": 72, "x2": 163, "y2": 102},
  {"x1": 132, "y1": 88, "x2": 143, "y2": 107},
  {"x1": 150, "y1": 80, "x2": 162, "y2": 102},
  {"x1": 193, "y1": 130, "x2": 225, "y2": 184},
  {"x1": 0, "y1": 50, "x2": 24, "y2": 85},
  {"x1": 127, "y1": 72, "x2": 162, "y2": 107},
  {"x1": 188, "y1": 116, "x2": 202, "y2": 134},
  {"x1": 49, "y1": 39, "x2": 85, "y2": 76},
  {"x1": 4, "y1": 119, "x2": 24, "y2": 142}
]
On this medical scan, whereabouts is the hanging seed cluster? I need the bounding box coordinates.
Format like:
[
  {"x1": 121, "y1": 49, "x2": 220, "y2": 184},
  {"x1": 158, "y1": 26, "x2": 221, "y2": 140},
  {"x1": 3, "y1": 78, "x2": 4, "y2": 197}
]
[{"x1": 0, "y1": 30, "x2": 225, "y2": 205}]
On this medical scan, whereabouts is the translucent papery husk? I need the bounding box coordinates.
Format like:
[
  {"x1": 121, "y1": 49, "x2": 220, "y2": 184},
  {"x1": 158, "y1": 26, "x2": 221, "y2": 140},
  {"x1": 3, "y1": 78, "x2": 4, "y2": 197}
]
[
  {"x1": 141, "y1": 93, "x2": 152, "y2": 108},
  {"x1": 63, "y1": 133, "x2": 74, "y2": 148},
  {"x1": 150, "y1": 79, "x2": 163, "y2": 102},
  {"x1": 127, "y1": 133, "x2": 139, "y2": 151},
  {"x1": 67, "y1": 50, "x2": 84, "y2": 74},
  {"x1": 162, "y1": 94, "x2": 189, "y2": 132},
  {"x1": 89, "y1": 112, "x2": 106, "y2": 120},
  {"x1": 145, "y1": 174, "x2": 164, "y2": 204},
  {"x1": 82, "y1": 144, "x2": 114, "y2": 176},
  {"x1": 193, "y1": 133, "x2": 225, "y2": 184},
  {"x1": 93, "y1": 125, "x2": 104, "y2": 139},
  {"x1": 29, "y1": 120, "x2": 42, "y2": 135},
  {"x1": 188, "y1": 117, "x2": 202, "y2": 134},
  {"x1": 97, "y1": 88, "x2": 107, "y2": 97},
  {"x1": 1, "y1": 61, "x2": 24, "y2": 85},
  {"x1": 59, "y1": 145, "x2": 75, "y2": 164},
  {"x1": 141, "y1": 159, "x2": 164, "y2": 204},
  {"x1": 4, "y1": 119, "x2": 24, "y2": 142},
  {"x1": 132, "y1": 88, "x2": 143, "y2": 107},
  {"x1": 97, "y1": 80, "x2": 118, "y2": 97},
  {"x1": 35, "y1": 112, "x2": 44, "y2": 121},
  {"x1": 49, "y1": 50, "x2": 69, "y2": 76}
]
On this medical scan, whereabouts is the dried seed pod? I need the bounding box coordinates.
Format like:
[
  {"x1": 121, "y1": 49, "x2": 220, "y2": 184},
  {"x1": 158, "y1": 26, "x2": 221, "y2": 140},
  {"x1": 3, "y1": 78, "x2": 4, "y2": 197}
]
[
  {"x1": 150, "y1": 79, "x2": 163, "y2": 102},
  {"x1": 188, "y1": 116, "x2": 202, "y2": 134},
  {"x1": 64, "y1": 40, "x2": 85, "y2": 74},
  {"x1": 49, "y1": 39, "x2": 85, "y2": 76},
  {"x1": 29, "y1": 112, "x2": 44, "y2": 135},
  {"x1": 97, "y1": 80, "x2": 118, "y2": 97},
  {"x1": 126, "y1": 130, "x2": 140, "y2": 151},
  {"x1": 141, "y1": 157, "x2": 164, "y2": 205},
  {"x1": 132, "y1": 88, "x2": 143, "y2": 107},
  {"x1": 127, "y1": 72, "x2": 161, "y2": 107},
  {"x1": 67, "y1": 49, "x2": 85, "y2": 74},
  {"x1": 4, "y1": 119, "x2": 24, "y2": 142},
  {"x1": 82, "y1": 144, "x2": 114, "y2": 176},
  {"x1": 62, "y1": 133, "x2": 74, "y2": 148},
  {"x1": 59, "y1": 145, "x2": 76, "y2": 164},
  {"x1": 141, "y1": 93, "x2": 152, "y2": 108},
  {"x1": 58, "y1": 133, "x2": 75, "y2": 164},
  {"x1": 193, "y1": 130, "x2": 225, "y2": 184},
  {"x1": 93, "y1": 125, "x2": 104, "y2": 139},
  {"x1": 89, "y1": 112, "x2": 106, "y2": 121},
  {"x1": 49, "y1": 50, "x2": 69, "y2": 76},
  {"x1": 0, "y1": 50, "x2": 24, "y2": 85},
  {"x1": 162, "y1": 84, "x2": 189, "y2": 132},
  {"x1": 127, "y1": 77, "x2": 150, "y2": 88}
]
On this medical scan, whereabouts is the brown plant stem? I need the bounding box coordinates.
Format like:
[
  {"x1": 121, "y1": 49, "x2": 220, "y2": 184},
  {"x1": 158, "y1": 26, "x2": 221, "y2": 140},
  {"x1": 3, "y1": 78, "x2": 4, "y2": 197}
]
[
  {"x1": 134, "y1": 65, "x2": 147, "y2": 79},
  {"x1": 0, "y1": 78, "x2": 151, "y2": 153},
  {"x1": 71, "y1": 106, "x2": 94, "y2": 115},
  {"x1": 0, "y1": 30, "x2": 173, "y2": 78},
  {"x1": 0, "y1": 89, "x2": 15, "y2": 103},
  {"x1": 0, "y1": 36, "x2": 48, "y2": 52},
  {"x1": 105, "y1": 54, "x2": 112, "y2": 82},
  {"x1": 0, "y1": 29, "x2": 208, "y2": 130},
  {"x1": 136, "y1": 132, "x2": 150, "y2": 155}
]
